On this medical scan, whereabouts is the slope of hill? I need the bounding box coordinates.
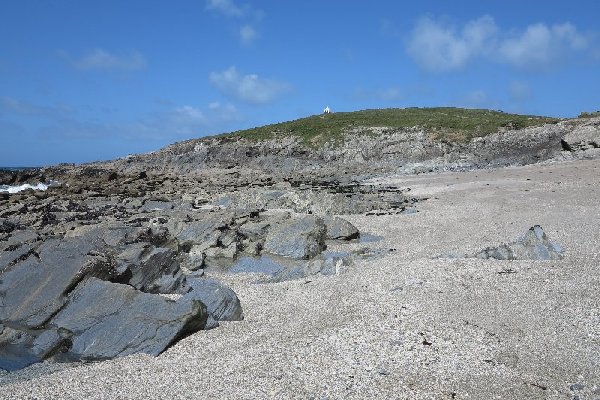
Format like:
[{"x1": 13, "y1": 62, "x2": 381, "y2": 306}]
[{"x1": 103, "y1": 107, "x2": 592, "y2": 176}]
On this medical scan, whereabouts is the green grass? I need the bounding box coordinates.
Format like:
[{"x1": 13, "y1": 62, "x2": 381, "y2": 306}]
[
  {"x1": 228, "y1": 107, "x2": 559, "y2": 147},
  {"x1": 578, "y1": 110, "x2": 600, "y2": 118}
]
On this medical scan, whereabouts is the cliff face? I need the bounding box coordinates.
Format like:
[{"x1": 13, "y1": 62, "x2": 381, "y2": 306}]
[{"x1": 102, "y1": 115, "x2": 598, "y2": 177}]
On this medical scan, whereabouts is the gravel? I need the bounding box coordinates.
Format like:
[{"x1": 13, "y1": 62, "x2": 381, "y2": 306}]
[{"x1": 1, "y1": 158, "x2": 599, "y2": 399}]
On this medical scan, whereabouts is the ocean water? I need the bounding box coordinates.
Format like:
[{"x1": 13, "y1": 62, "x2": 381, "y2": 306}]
[
  {"x1": 0, "y1": 182, "x2": 49, "y2": 193},
  {"x1": 0, "y1": 167, "x2": 55, "y2": 193}
]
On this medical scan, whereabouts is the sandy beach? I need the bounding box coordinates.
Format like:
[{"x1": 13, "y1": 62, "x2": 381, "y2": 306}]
[{"x1": 1, "y1": 158, "x2": 599, "y2": 399}]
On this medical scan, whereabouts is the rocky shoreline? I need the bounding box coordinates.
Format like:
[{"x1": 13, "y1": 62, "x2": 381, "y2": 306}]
[{"x1": 1, "y1": 114, "x2": 598, "y2": 373}]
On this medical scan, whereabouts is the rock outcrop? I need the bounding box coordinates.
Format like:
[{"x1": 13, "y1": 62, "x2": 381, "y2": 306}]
[
  {"x1": 50, "y1": 278, "x2": 207, "y2": 361},
  {"x1": 474, "y1": 225, "x2": 563, "y2": 261}
]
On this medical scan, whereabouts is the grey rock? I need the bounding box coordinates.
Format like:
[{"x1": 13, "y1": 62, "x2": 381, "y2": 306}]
[
  {"x1": 141, "y1": 200, "x2": 175, "y2": 212},
  {"x1": 0, "y1": 236, "x2": 119, "y2": 328},
  {"x1": 266, "y1": 252, "x2": 353, "y2": 283},
  {"x1": 171, "y1": 214, "x2": 234, "y2": 250},
  {"x1": 0, "y1": 243, "x2": 37, "y2": 273},
  {"x1": 474, "y1": 225, "x2": 563, "y2": 260},
  {"x1": 323, "y1": 216, "x2": 360, "y2": 240},
  {"x1": 182, "y1": 245, "x2": 206, "y2": 271},
  {"x1": 117, "y1": 244, "x2": 184, "y2": 294},
  {"x1": 562, "y1": 124, "x2": 600, "y2": 151},
  {"x1": 239, "y1": 221, "x2": 270, "y2": 241},
  {"x1": 0, "y1": 326, "x2": 71, "y2": 371},
  {"x1": 183, "y1": 278, "x2": 243, "y2": 324},
  {"x1": 570, "y1": 383, "x2": 585, "y2": 391},
  {"x1": 50, "y1": 277, "x2": 207, "y2": 360},
  {"x1": 263, "y1": 215, "x2": 326, "y2": 259}
]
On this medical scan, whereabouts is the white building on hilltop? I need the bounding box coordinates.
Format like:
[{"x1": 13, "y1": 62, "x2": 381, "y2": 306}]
[{"x1": 323, "y1": 106, "x2": 331, "y2": 114}]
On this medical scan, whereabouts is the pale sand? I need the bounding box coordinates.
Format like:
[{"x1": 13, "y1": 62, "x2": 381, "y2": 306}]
[{"x1": 1, "y1": 159, "x2": 599, "y2": 399}]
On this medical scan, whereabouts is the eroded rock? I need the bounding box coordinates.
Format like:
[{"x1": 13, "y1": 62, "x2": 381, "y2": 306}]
[
  {"x1": 0, "y1": 236, "x2": 119, "y2": 328},
  {"x1": 50, "y1": 277, "x2": 207, "y2": 360}
]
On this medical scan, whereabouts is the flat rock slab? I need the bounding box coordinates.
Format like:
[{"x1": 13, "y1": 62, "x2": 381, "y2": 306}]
[
  {"x1": 0, "y1": 236, "x2": 117, "y2": 328},
  {"x1": 50, "y1": 278, "x2": 207, "y2": 360}
]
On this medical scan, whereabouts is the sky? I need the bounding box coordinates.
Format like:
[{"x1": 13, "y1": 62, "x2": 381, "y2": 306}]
[{"x1": 1, "y1": 1, "x2": 599, "y2": 166}]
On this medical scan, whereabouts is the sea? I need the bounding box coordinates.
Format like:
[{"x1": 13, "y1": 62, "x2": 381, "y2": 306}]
[{"x1": 0, "y1": 167, "x2": 52, "y2": 194}]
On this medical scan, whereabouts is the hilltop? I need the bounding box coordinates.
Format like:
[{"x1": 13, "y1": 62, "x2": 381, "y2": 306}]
[
  {"x1": 229, "y1": 107, "x2": 559, "y2": 145},
  {"x1": 94, "y1": 106, "x2": 599, "y2": 177}
]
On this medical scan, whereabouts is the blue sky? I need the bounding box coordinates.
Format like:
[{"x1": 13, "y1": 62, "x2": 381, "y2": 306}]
[{"x1": 1, "y1": 1, "x2": 599, "y2": 166}]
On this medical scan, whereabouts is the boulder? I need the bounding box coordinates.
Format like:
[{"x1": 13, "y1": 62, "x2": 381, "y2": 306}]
[
  {"x1": 263, "y1": 215, "x2": 326, "y2": 259},
  {"x1": 183, "y1": 278, "x2": 244, "y2": 324},
  {"x1": 474, "y1": 225, "x2": 563, "y2": 260},
  {"x1": 50, "y1": 278, "x2": 207, "y2": 360},
  {"x1": 0, "y1": 236, "x2": 119, "y2": 328},
  {"x1": 323, "y1": 216, "x2": 360, "y2": 240}
]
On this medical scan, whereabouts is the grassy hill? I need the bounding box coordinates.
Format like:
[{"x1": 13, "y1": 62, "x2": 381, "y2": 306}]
[{"x1": 230, "y1": 107, "x2": 559, "y2": 146}]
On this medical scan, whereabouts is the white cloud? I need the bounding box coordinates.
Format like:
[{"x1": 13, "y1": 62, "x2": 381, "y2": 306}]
[
  {"x1": 209, "y1": 66, "x2": 290, "y2": 104},
  {"x1": 498, "y1": 23, "x2": 587, "y2": 68},
  {"x1": 407, "y1": 16, "x2": 590, "y2": 72},
  {"x1": 65, "y1": 49, "x2": 147, "y2": 71},
  {"x1": 207, "y1": 102, "x2": 243, "y2": 123},
  {"x1": 206, "y1": 0, "x2": 244, "y2": 17},
  {"x1": 206, "y1": 0, "x2": 263, "y2": 44},
  {"x1": 406, "y1": 15, "x2": 497, "y2": 71},
  {"x1": 239, "y1": 24, "x2": 258, "y2": 44},
  {"x1": 172, "y1": 106, "x2": 206, "y2": 123}
]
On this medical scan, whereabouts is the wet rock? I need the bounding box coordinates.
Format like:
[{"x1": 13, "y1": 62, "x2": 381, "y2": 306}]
[
  {"x1": 474, "y1": 225, "x2": 563, "y2": 260},
  {"x1": 0, "y1": 326, "x2": 72, "y2": 371},
  {"x1": 50, "y1": 277, "x2": 207, "y2": 360},
  {"x1": 0, "y1": 236, "x2": 119, "y2": 329},
  {"x1": 183, "y1": 278, "x2": 243, "y2": 324},
  {"x1": 323, "y1": 216, "x2": 360, "y2": 240},
  {"x1": 263, "y1": 215, "x2": 326, "y2": 259}
]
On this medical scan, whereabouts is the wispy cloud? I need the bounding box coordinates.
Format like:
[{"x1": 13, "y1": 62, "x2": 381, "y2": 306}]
[
  {"x1": 0, "y1": 96, "x2": 72, "y2": 117},
  {"x1": 209, "y1": 66, "x2": 290, "y2": 105},
  {"x1": 62, "y1": 49, "x2": 147, "y2": 71},
  {"x1": 1, "y1": 97, "x2": 242, "y2": 142},
  {"x1": 239, "y1": 24, "x2": 258, "y2": 45},
  {"x1": 206, "y1": 0, "x2": 244, "y2": 17},
  {"x1": 206, "y1": 0, "x2": 262, "y2": 45},
  {"x1": 406, "y1": 16, "x2": 591, "y2": 72}
]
